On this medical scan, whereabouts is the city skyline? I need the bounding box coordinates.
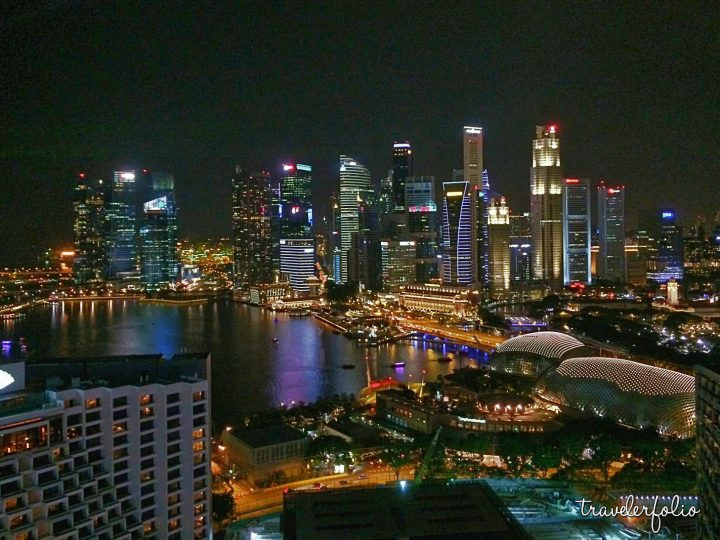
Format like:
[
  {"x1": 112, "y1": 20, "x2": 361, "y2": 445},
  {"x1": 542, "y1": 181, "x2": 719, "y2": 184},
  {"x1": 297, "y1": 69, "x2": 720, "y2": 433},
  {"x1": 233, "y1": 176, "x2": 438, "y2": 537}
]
[{"x1": 1, "y1": 3, "x2": 718, "y2": 265}]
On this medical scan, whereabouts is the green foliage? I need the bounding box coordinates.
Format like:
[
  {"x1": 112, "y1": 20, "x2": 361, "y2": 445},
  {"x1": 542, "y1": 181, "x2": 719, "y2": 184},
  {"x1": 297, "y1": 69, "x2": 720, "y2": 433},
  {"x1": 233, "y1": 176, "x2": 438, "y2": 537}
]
[
  {"x1": 306, "y1": 435, "x2": 351, "y2": 458},
  {"x1": 212, "y1": 492, "x2": 234, "y2": 522},
  {"x1": 324, "y1": 280, "x2": 358, "y2": 302}
]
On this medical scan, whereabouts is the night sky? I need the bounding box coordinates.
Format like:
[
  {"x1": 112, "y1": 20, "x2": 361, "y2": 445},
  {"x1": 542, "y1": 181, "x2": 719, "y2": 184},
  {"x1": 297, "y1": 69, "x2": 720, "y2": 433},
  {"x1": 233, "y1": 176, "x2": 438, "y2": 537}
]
[{"x1": 1, "y1": 2, "x2": 718, "y2": 265}]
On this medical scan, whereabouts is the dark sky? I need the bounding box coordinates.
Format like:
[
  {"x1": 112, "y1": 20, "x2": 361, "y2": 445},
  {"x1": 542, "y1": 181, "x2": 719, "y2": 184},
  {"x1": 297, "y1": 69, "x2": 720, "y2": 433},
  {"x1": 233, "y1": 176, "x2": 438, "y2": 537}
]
[{"x1": 1, "y1": 1, "x2": 719, "y2": 265}]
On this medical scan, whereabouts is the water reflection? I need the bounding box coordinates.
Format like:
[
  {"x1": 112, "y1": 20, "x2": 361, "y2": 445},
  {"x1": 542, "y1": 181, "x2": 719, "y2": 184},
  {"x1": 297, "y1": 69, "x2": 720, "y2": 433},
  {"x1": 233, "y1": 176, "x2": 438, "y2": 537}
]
[{"x1": 1, "y1": 300, "x2": 485, "y2": 428}]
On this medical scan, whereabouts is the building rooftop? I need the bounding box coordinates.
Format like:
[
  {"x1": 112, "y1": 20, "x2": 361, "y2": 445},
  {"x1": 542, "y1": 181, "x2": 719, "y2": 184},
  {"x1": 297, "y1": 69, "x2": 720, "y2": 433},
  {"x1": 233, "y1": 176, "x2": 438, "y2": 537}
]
[
  {"x1": 232, "y1": 424, "x2": 308, "y2": 449},
  {"x1": 496, "y1": 331, "x2": 585, "y2": 359},
  {"x1": 283, "y1": 481, "x2": 529, "y2": 540},
  {"x1": 24, "y1": 353, "x2": 209, "y2": 390}
]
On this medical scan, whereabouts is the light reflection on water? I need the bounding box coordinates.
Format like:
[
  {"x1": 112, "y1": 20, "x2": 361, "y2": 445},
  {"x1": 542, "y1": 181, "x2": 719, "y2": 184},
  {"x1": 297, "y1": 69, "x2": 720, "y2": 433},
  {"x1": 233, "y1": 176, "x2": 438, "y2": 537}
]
[{"x1": 1, "y1": 300, "x2": 487, "y2": 428}]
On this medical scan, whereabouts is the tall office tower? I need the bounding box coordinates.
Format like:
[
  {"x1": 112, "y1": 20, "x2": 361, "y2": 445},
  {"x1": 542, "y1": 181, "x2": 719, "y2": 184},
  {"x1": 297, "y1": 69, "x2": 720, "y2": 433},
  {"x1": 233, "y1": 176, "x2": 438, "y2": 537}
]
[
  {"x1": 270, "y1": 176, "x2": 283, "y2": 272},
  {"x1": 597, "y1": 183, "x2": 626, "y2": 282},
  {"x1": 405, "y1": 176, "x2": 438, "y2": 282},
  {"x1": 232, "y1": 167, "x2": 274, "y2": 289},
  {"x1": 338, "y1": 155, "x2": 372, "y2": 283},
  {"x1": 73, "y1": 173, "x2": 106, "y2": 285},
  {"x1": 138, "y1": 171, "x2": 179, "y2": 291},
  {"x1": 463, "y1": 126, "x2": 483, "y2": 287},
  {"x1": 530, "y1": 124, "x2": 563, "y2": 287},
  {"x1": 380, "y1": 240, "x2": 416, "y2": 290},
  {"x1": 392, "y1": 142, "x2": 413, "y2": 212},
  {"x1": 696, "y1": 365, "x2": 720, "y2": 539},
  {"x1": 0, "y1": 354, "x2": 212, "y2": 539},
  {"x1": 648, "y1": 208, "x2": 684, "y2": 282},
  {"x1": 563, "y1": 178, "x2": 591, "y2": 285},
  {"x1": 487, "y1": 198, "x2": 510, "y2": 295},
  {"x1": 279, "y1": 238, "x2": 316, "y2": 294},
  {"x1": 509, "y1": 212, "x2": 532, "y2": 285},
  {"x1": 328, "y1": 193, "x2": 342, "y2": 280},
  {"x1": 279, "y1": 163, "x2": 313, "y2": 238},
  {"x1": 441, "y1": 181, "x2": 474, "y2": 286},
  {"x1": 348, "y1": 195, "x2": 382, "y2": 291},
  {"x1": 106, "y1": 171, "x2": 138, "y2": 278}
]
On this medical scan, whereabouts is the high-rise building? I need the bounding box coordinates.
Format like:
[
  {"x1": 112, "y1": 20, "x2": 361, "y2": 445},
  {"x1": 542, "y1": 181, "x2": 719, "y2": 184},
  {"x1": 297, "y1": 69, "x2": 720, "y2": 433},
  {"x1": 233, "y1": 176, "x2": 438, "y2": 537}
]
[
  {"x1": 280, "y1": 238, "x2": 316, "y2": 295},
  {"x1": 338, "y1": 156, "x2": 372, "y2": 283},
  {"x1": 653, "y1": 208, "x2": 684, "y2": 282},
  {"x1": 392, "y1": 142, "x2": 412, "y2": 212},
  {"x1": 563, "y1": 178, "x2": 591, "y2": 285},
  {"x1": 380, "y1": 240, "x2": 416, "y2": 290},
  {"x1": 106, "y1": 171, "x2": 138, "y2": 279},
  {"x1": 530, "y1": 125, "x2": 563, "y2": 287},
  {"x1": 696, "y1": 364, "x2": 720, "y2": 539},
  {"x1": 0, "y1": 354, "x2": 211, "y2": 539},
  {"x1": 509, "y1": 213, "x2": 532, "y2": 285},
  {"x1": 405, "y1": 176, "x2": 438, "y2": 282},
  {"x1": 597, "y1": 183, "x2": 626, "y2": 282},
  {"x1": 73, "y1": 173, "x2": 106, "y2": 285},
  {"x1": 348, "y1": 195, "x2": 382, "y2": 291},
  {"x1": 463, "y1": 126, "x2": 484, "y2": 287},
  {"x1": 441, "y1": 181, "x2": 474, "y2": 286},
  {"x1": 232, "y1": 167, "x2": 274, "y2": 290},
  {"x1": 139, "y1": 171, "x2": 179, "y2": 291},
  {"x1": 487, "y1": 198, "x2": 510, "y2": 295},
  {"x1": 279, "y1": 163, "x2": 313, "y2": 239}
]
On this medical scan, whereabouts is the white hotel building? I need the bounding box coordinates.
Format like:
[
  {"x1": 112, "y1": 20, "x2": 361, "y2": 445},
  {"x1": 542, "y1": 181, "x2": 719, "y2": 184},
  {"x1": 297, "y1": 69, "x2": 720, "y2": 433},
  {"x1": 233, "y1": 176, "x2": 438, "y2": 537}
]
[{"x1": 0, "y1": 353, "x2": 211, "y2": 540}]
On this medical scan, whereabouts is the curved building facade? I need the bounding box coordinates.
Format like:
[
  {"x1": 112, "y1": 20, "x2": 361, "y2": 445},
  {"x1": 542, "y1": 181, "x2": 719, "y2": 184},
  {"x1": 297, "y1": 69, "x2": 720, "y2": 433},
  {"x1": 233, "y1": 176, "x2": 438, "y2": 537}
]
[
  {"x1": 491, "y1": 331, "x2": 586, "y2": 377},
  {"x1": 537, "y1": 357, "x2": 695, "y2": 438}
]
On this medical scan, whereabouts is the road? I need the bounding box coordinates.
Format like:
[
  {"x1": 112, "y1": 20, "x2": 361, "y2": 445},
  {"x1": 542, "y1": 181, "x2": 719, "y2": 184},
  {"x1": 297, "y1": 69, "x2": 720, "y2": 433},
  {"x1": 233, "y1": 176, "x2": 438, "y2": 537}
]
[
  {"x1": 399, "y1": 318, "x2": 507, "y2": 351},
  {"x1": 230, "y1": 465, "x2": 416, "y2": 519}
]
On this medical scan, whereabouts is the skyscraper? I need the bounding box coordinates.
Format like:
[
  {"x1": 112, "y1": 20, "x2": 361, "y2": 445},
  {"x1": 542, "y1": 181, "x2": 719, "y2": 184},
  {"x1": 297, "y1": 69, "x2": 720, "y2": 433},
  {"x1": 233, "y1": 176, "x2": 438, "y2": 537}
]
[
  {"x1": 441, "y1": 181, "x2": 473, "y2": 286},
  {"x1": 139, "y1": 171, "x2": 179, "y2": 291},
  {"x1": 280, "y1": 238, "x2": 316, "y2": 294},
  {"x1": 106, "y1": 171, "x2": 138, "y2": 279},
  {"x1": 696, "y1": 364, "x2": 720, "y2": 539},
  {"x1": 463, "y1": 126, "x2": 483, "y2": 287},
  {"x1": 563, "y1": 178, "x2": 591, "y2": 285},
  {"x1": 597, "y1": 183, "x2": 626, "y2": 282},
  {"x1": 279, "y1": 163, "x2": 313, "y2": 238},
  {"x1": 73, "y1": 173, "x2": 106, "y2": 285},
  {"x1": 487, "y1": 197, "x2": 510, "y2": 295},
  {"x1": 380, "y1": 240, "x2": 416, "y2": 290},
  {"x1": 406, "y1": 176, "x2": 438, "y2": 282},
  {"x1": 530, "y1": 125, "x2": 563, "y2": 287},
  {"x1": 649, "y1": 208, "x2": 684, "y2": 282},
  {"x1": 338, "y1": 155, "x2": 372, "y2": 283},
  {"x1": 392, "y1": 142, "x2": 412, "y2": 212},
  {"x1": 509, "y1": 212, "x2": 532, "y2": 285},
  {"x1": 232, "y1": 167, "x2": 274, "y2": 290}
]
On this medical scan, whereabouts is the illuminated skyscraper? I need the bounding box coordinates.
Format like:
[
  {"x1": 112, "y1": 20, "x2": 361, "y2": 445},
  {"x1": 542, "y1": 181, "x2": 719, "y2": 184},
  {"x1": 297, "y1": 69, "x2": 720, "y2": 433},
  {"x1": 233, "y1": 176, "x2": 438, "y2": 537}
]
[
  {"x1": 696, "y1": 364, "x2": 720, "y2": 539},
  {"x1": 232, "y1": 167, "x2": 274, "y2": 289},
  {"x1": 392, "y1": 142, "x2": 412, "y2": 211},
  {"x1": 280, "y1": 238, "x2": 316, "y2": 294},
  {"x1": 441, "y1": 181, "x2": 473, "y2": 285},
  {"x1": 510, "y1": 212, "x2": 532, "y2": 285},
  {"x1": 530, "y1": 125, "x2": 563, "y2": 287},
  {"x1": 106, "y1": 170, "x2": 138, "y2": 278},
  {"x1": 487, "y1": 197, "x2": 510, "y2": 295},
  {"x1": 279, "y1": 163, "x2": 313, "y2": 238},
  {"x1": 597, "y1": 183, "x2": 626, "y2": 282},
  {"x1": 139, "y1": 171, "x2": 179, "y2": 290},
  {"x1": 563, "y1": 178, "x2": 591, "y2": 285},
  {"x1": 381, "y1": 240, "x2": 416, "y2": 290},
  {"x1": 648, "y1": 208, "x2": 684, "y2": 282},
  {"x1": 406, "y1": 176, "x2": 438, "y2": 282},
  {"x1": 338, "y1": 155, "x2": 372, "y2": 283},
  {"x1": 463, "y1": 126, "x2": 483, "y2": 287},
  {"x1": 73, "y1": 173, "x2": 106, "y2": 285}
]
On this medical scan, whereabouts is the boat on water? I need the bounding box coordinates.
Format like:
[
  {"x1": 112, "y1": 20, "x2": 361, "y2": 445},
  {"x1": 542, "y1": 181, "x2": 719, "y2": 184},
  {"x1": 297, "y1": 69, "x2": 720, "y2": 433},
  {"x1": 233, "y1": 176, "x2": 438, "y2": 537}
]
[
  {"x1": 341, "y1": 364, "x2": 356, "y2": 369},
  {"x1": 289, "y1": 310, "x2": 310, "y2": 318},
  {"x1": 390, "y1": 361, "x2": 405, "y2": 368},
  {"x1": 272, "y1": 337, "x2": 279, "y2": 344}
]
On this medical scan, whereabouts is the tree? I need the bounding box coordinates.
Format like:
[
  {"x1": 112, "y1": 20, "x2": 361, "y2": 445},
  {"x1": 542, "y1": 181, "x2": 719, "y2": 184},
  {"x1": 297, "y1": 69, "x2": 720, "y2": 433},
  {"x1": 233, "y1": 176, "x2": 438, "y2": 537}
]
[
  {"x1": 212, "y1": 492, "x2": 234, "y2": 523},
  {"x1": 532, "y1": 444, "x2": 564, "y2": 477},
  {"x1": 590, "y1": 433, "x2": 622, "y2": 484},
  {"x1": 497, "y1": 432, "x2": 537, "y2": 475}
]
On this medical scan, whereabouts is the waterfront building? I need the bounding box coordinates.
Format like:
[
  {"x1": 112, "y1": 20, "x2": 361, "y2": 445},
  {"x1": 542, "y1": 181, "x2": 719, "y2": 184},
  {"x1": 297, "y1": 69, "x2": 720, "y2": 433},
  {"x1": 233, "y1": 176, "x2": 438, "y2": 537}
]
[
  {"x1": 488, "y1": 197, "x2": 510, "y2": 295},
  {"x1": 232, "y1": 167, "x2": 274, "y2": 290},
  {"x1": 279, "y1": 163, "x2": 313, "y2": 239},
  {"x1": 279, "y1": 238, "x2": 316, "y2": 295},
  {"x1": 696, "y1": 365, "x2": 720, "y2": 539},
  {"x1": 138, "y1": 171, "x2": 179, "y2": 291},
  {"x1": 406, "y1": 176, "x2": 438, "y2": 282},
  {"x1": 441, "y1": 180, "x2": 474, "y2": 286},
  {"x1": 106, "y1": 171, "x2": 138, "y2": 279},
  {"x1": 338, "y1": 156, "x2": 373, "y2": 283},
  {"x1": 530, "y1": 125, "x2": 563, "y2": 287},
  {"x1": 0, "y1": 354, "x2": 211, "y2": 539},
  {"x1": 392, "y1": 142, "x2": 412, "y2": 212},
  {"x1": 248, "y1": 281, "x2": 289, "y2": 306},
  {"x1": 648, "y1": 208, "x2": 684, "y2": 282},
  {"x1": 562, "y1": 178, "x2": 591, "y2": 285},
  {"x1": 398, "y1": 283, "x2": 473, "y2": 316},
  {"x1": 509, "y1": 212, "x2": 532, "y2": 285},
  {"x1": 73, "y1": 173, "x2": 106, "y2": 285},
  {"x1": 597, "y1": 183, "x2": 626, "y2": 282},
  {"x1": 221, "y1": 425, "x2": 309, "y2": 487},
  {"x1": 380, "y1": 240, "x2": 416, "y2": 290}
]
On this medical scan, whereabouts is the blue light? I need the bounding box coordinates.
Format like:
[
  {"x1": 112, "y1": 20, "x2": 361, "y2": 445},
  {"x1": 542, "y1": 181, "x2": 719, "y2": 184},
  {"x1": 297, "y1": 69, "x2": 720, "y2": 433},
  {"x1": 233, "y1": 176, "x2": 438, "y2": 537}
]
[
  {"x1": 662, "y1": 211, "x2": 674, "y2": 219},
  {"x1": 399, "y1": 480, "x2": 407, "y2": 489}
]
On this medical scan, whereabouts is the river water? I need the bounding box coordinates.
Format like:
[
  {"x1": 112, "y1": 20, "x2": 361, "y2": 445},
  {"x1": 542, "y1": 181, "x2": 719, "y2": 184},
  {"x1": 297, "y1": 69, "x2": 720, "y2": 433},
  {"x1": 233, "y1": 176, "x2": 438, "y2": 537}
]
[{"x1": 0, "y1": 300, "x2": 482, "y2": 428}]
